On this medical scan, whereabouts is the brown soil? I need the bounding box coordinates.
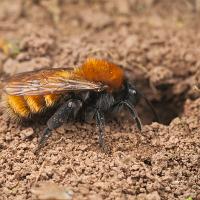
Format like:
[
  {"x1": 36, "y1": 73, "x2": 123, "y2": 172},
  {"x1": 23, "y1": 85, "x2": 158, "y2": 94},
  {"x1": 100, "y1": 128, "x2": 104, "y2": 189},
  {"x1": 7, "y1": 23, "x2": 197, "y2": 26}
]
[{"x1": 1, "y1": 0, "x2": 200, "y2": 200}]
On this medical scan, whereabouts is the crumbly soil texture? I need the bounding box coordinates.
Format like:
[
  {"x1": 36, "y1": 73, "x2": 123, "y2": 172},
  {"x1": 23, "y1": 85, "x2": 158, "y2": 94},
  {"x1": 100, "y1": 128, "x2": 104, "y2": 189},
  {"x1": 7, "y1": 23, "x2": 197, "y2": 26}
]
[{"x1": 1, "y1": 0, "x2": 200, "y2": 200}]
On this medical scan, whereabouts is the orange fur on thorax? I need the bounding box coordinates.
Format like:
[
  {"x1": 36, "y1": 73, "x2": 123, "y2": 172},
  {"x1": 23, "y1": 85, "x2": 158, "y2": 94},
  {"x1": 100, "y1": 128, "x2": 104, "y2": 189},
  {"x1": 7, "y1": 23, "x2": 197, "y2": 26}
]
[{"x1": 75, "y1": 58, "x2": 124, "y2": 90}]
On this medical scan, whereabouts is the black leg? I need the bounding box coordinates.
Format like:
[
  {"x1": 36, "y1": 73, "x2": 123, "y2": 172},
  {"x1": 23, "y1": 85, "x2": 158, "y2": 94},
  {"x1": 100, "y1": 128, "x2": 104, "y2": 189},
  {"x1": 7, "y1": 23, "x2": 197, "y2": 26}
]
[
  {"x1": 112, "y1": 100, "x2": 142, "y2": 131},
  {"x1": 95, "y1": 109, "x2": 105, "y2": 149},
  {"x1": 92, "y1": 93, "x2": 114, "y2": 151},
  {"x1": 34, "y1": 127, "x2": 52, "y2": 154},
  {"x1": 35, "y1": 99, "x2": 82, "y2": 153},
  {"x1": 122, "y1": 101, "x2": 142, "y2": 130}
]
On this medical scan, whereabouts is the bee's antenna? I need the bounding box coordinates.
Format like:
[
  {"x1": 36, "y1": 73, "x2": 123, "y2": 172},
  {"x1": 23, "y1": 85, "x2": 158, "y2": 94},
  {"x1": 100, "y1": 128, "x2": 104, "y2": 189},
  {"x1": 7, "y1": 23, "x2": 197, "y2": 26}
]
[{"x1": 138, "y1": 91, "x2": 160, "y2": 123}]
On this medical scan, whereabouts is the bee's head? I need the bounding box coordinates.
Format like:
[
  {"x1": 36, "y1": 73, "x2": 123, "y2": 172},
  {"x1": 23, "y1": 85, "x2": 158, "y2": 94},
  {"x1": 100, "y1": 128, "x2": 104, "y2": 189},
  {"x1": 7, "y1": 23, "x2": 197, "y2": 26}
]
[{"x1": 123, "y1": 80, "x2": 159, "y2": 122}]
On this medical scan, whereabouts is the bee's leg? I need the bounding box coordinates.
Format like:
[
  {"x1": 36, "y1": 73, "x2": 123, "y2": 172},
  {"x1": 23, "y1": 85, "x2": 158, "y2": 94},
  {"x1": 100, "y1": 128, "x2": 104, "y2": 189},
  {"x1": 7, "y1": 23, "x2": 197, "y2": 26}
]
[
  {"x1": 35, "y1": 127, "x2": 52, "y2": 153},
  {"x1": 112, "y1": 100, "x2": 142, "y2": 131},
  {"x1": 95, "y1": 109, "x2": 106, "y2": 150},
  {"x1": 35, "y1": 99, "x2": 82, "y2": 153},
  {"x1": 122, "y1": 101, "x2": 142, "y2": 130},
  {"x1": 94, "y1": 93, "x2": 114, "y2": 151}
]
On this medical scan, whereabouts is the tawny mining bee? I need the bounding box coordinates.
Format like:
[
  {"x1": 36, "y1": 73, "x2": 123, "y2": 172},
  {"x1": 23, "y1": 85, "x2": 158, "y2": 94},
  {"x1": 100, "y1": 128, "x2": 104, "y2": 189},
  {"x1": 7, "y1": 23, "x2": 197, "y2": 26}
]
[{"x1": 2, "y1": 58, "x2": 158, "y2": 151}]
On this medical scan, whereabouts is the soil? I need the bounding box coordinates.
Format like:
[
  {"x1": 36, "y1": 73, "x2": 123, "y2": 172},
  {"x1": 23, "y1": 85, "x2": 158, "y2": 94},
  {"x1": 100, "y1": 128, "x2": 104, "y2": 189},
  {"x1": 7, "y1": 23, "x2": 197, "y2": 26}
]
[{"x1": 1, "y1": 0, "x2": 200, "y2": 200}]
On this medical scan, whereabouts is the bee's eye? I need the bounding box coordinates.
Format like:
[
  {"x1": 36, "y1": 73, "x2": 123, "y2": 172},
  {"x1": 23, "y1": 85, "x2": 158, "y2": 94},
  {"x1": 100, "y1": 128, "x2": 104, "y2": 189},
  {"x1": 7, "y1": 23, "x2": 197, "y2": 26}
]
[
  {"x1": 127, "y1": 88, "x2": 139, "y2": 105},
  {"x1": 129, "y1": 89, "x2": 137, "y2": 96}
]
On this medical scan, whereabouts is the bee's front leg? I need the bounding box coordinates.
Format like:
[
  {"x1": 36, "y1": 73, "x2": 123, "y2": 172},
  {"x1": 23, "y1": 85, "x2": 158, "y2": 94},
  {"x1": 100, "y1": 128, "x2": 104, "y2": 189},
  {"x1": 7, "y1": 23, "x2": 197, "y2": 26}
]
[
  {"x1": 35, "y1": 99, "x2": 83, "y2": 153},
  {"x1": 111, "y1": 100, "x2": 142, "y2": 131}
]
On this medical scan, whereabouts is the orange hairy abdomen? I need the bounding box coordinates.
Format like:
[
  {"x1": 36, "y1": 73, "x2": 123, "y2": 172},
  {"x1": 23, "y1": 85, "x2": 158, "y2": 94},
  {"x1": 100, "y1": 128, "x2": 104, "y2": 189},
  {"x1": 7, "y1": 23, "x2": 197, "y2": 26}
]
[
  {"x1": 5, "y1": 94, "x2": 61, "y2": 118},
  {"x1": 75, "y1": 58, "x2": 124, "y2": 90}
]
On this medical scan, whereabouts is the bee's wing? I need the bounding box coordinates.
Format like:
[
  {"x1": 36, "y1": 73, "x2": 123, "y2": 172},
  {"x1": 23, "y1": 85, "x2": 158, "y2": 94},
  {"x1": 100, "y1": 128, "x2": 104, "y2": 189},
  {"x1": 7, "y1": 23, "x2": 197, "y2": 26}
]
[{"x1": 3, "y1": 68, "x2": 107, "y2": 96}]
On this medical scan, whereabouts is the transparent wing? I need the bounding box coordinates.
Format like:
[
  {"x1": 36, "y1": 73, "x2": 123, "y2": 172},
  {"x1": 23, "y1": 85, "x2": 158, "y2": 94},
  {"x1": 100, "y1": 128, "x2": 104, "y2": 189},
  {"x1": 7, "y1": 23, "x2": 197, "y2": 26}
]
[{"x1": 3, "y1": 68, "x2": 107, "y2": 96}]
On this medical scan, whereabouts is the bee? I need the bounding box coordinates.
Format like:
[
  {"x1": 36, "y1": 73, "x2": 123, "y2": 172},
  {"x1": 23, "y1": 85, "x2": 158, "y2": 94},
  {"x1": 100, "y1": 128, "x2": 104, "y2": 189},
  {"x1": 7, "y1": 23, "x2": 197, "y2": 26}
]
[{"x1": 2, "y1": 58, "x2": 158, "y2": 152}]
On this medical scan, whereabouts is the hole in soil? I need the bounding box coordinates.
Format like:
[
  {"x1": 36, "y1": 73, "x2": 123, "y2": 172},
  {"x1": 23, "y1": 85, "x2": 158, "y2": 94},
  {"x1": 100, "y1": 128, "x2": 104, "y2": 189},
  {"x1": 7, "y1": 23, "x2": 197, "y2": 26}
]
[
  {"x1": 137, "y1": 84, "x2": 186, "y2": 126},
  {"x1": 151, "y1": 96, "x2": 185, "y2": 125}
]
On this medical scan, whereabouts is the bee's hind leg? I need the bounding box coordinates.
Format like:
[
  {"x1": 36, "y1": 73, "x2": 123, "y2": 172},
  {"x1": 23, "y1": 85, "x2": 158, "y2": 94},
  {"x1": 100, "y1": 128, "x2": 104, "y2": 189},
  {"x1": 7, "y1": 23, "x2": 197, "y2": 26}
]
[{"x1": 35, "y1": 99, "x2": 83, "y2": 153}]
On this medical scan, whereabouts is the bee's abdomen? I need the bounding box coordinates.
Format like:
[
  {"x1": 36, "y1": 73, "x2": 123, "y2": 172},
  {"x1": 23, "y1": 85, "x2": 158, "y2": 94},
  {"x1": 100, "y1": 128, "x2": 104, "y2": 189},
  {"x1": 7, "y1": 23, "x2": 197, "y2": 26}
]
[
  {"x1": 44, "y1": 94, "x2": 61, "y2": 107},
  {"x1": 5, "y1": 94, "x2": 61, "y2": 119},
  {"x1": 24, "y1": 95, "x2": 45, "y2": 113},
  {"x1": 7, "y1": 95, "x2": 30, "y2": 118}
]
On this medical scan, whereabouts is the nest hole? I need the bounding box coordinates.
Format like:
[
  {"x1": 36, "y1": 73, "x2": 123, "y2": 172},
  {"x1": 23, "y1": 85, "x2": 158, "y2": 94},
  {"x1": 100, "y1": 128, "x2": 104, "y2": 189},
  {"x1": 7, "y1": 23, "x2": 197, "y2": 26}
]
[{"x1": 137, "y1": 83, "x2": 186, "y2": 126}]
